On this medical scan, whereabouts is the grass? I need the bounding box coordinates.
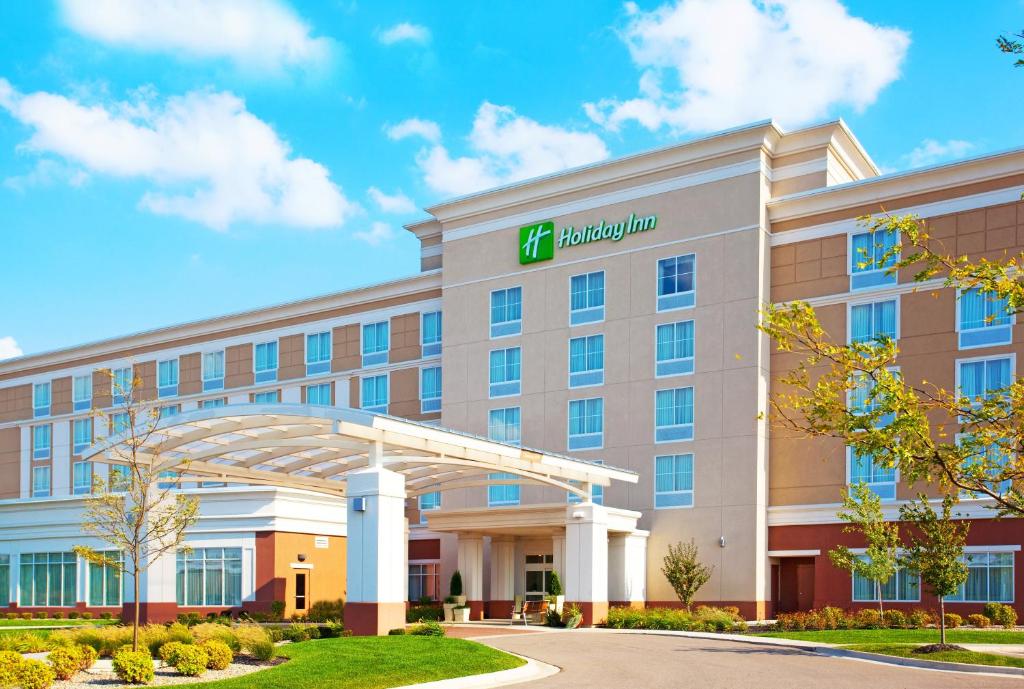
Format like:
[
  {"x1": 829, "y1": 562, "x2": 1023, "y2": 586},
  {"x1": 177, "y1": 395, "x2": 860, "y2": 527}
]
[
  {"x1": 844, "y1": 643, "x2": 1024, "y2": 669},
  {"x1": 0, "y1": 618, "x2": 119, "y2": 628},
  {"x1": 199, "y1": 636, "x2": 525, "y2": 689},
  {"x1": 755, "y1": 628, "x2": 1024, "y2": 644}
]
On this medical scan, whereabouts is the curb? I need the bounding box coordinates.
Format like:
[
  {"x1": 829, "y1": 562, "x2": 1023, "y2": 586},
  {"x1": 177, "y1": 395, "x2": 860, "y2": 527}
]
[
  {"x1": 818, "y1": 646, "x2": 1024, "y2": 677},
  {"x1": 391, "y1": 652, "x2": 560, "y2": 689}
]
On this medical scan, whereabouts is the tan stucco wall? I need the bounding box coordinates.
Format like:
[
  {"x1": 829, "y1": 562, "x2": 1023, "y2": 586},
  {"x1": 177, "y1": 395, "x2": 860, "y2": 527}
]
[{"x1": 270, "y1": 532, "x2": 346, "y2": 619}]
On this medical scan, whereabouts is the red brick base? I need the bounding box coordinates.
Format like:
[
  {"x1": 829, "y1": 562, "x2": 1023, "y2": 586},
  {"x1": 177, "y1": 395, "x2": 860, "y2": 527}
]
[
  {"x1": 467, "y1": 600, "x2": 485, "y2": 621},
  {"x1": 487, "y1": 600, "x2": 514, "y2": 619},
  {"x1": 344, "y1": 602, "x2": 406, "y2": 636},
  {"x1": 574, "y1": 601, "x2": 609, "y2": 626}
]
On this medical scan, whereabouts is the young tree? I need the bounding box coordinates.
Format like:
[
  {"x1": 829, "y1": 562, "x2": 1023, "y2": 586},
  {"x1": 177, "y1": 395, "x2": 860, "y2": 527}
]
[
  {"x1": 828, "y1": 482, "x2": 901, "y2": 616},
  {"x1": 997, "y1": 30, "x2": 1024, "y2": 67},
  {"x1": 661, "y1": 540, "x2": 713, "y2": 611},
  {"x1": 74, "y1": 370, "x2": 199, "y2": 651},
  {"x1": 760, "y1": 213, "x2": 1024, "y2": 518},
  {"x1": 898, "y1": 494, "x2": 970, "y2": 647}
]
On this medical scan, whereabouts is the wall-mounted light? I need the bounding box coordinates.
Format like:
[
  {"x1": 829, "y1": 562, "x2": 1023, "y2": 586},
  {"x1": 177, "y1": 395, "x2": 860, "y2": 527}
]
[
  {"x1": 352, "y1": 497, "x2": 367, "y2": 512},
  {"x1": 571, "y1": 510, "x2": 585, "y2": 520},
  {"x1": 719, "y1": 536, "x2": 726, "y2": 548},
  {"x1": 297, "y1": 553, "x2": 307, "y2": 562}
]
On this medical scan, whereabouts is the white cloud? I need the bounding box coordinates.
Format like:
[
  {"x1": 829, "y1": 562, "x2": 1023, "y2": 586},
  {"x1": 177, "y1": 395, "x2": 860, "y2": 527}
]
[
  {"x1": 401, "y1": 102, "x2": 609, "y2": 197},
  {"x1": 903, "y1": 138, "x2": 974, "y2": 169},
  {"x1": 0, "y1": 337, "x2": 22, "y2": 360},
  {"x1": 586, "y1": 0, "x2": 910, "y2": 133},
  {"x1": 377, "y1": 22, "x2": 431, "y2": 45},
  {"x1": 367, "y1": 187, "x2": 417, "y2": 214},
  {"x1": 59, "y1": 0, "x2": 329, "y2": 71},
  {"x1": 3, "y1": 159, "x2": 89, "y2": 193},
  {"x1": 386, "y1": 117, "x2": 441, "y2": 143},
  {"x1": 353, "y1": 221, "x2": 395, "y2": 246},
  {"x1": 0, "y1": 79, "x2": 359, "y2": 231}
]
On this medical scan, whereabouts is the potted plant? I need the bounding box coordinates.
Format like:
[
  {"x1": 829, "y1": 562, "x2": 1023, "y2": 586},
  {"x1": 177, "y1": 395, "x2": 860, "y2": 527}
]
[
  {"x1": 449, "y1": 570, "x2": 466, "y2": 606},
  {"x1": 548, "y1": 571, "x2": 565, "y2": 615},
  {"x1": 453, "y1": 605, "x2": 470, "y2": 623},
  {"x1": 442, "y1": 596, "x2": 457, "y2": 622},
  {"x1": 562, "y1": 603, "x2": 583, "y2": 629}
]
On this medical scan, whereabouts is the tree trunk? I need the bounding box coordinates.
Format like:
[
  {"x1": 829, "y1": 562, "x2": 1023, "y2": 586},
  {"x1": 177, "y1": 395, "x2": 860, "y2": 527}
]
[
  {"x1": 876, "y1": 580, "x2": 884, "y2": 617},
  {"x1": 133, "y1": 568, "x2": 141, "y2": 651},
  {"x1": 939, "y1": 597, "x2": 946, "y2": 646}
]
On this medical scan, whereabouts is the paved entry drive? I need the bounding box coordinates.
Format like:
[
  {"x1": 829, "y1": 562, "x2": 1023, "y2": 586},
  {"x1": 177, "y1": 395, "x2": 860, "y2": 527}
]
[{"x1": 481, "y1": 630, "x2": 1024, "y2": 689}]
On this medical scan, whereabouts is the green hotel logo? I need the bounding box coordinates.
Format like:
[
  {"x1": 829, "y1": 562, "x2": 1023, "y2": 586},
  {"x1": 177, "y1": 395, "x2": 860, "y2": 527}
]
[
  {"x1": 518, "y1": 213, "x2": 657, "y2": 264},
  {"x1": 519, "y1": 221, "x2": 555, "y2": 264}
]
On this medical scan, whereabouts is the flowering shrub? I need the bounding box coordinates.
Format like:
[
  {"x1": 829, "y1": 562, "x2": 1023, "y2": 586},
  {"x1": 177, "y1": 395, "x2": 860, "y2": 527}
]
[
  {"x1": 112, "y1": 649, "x2": 154, "y2": 685},
  {"x1": 158, "y1": 641, "x2": 188, "y2": 665},
  {"x1": 605, "y1": 606, "x2": 746, "y2": 632},
  {"x1": 47, "y1": 646, "x2": 84, "y2": 680},
  {"x1": 943, "y1": 613, "x2": 963, "y2": 628},
  {"x1": 983, "y1": 603, "x2": 1018, "y2": 628},
  {"x1": 775, "y1": 607, "x2": 947, "y2": 631},
  {"x1": 17, "y1": 658, "x2": 56, "y2": 689},
  {"x1": 408, "y1": 621, "x2": 445, "y2": 637},
  {"x1": 201, "y1": 640, "x2": 233, "y2": 670},
  {"x1": 172, "y1": 645, "x2": 209, "y2": 677},
  {"x1": 967, "y1": 613, "x2": 990, "y2": 628},
  {"x1": 882, "y1": 609, "x2": 907, "y2": 629}
]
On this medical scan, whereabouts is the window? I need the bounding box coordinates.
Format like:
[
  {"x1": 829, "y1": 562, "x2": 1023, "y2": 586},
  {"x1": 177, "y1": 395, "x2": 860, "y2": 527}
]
[
  {"x1": 33, "y1": 382, "x2": 51, "y2": 418},
  {"x1": 656, "y1": 321, "x2": 694, "y2": 376},
  {"x1": 254, "y1": 341, "x2": 279, "y2": 383},
  {"x1": 422, "y1": 311, "x2": 442, "y2": 357},
  {"x1": 157, "y1": 359, "x2": 179, "y2": 398},
  {"x1": 852, "y1": 559, "x2": 920, "y2": 601},
  {"x1": 570, "y1": 271, "x2": 605, "y2": 325},
  {"x1": 419, "y1": 492, "x2": 441, "y2": 524},
  {"x1": 959, "y1": 288, "x2": 1013, "y2": 349},
  {"x1": 253, "y1": 391, "x2": 279, "y2": 404},
  {"x1": 307, "y1": 382, "x2": 332, "y2": 406},
  {"x1": 490, "y1": 287, "x2": 522, "y2": 338},
  {"x1": 200, "y1": 398, "x2": 227, "y2": 409},
  {"x1": 73, "y1": 374, "x2": 92, "y2": 412},
  {"x1": 32, "y1": 424, "x2": 51, "y2": 460},
  {"x1": 361, "y1": 321, "x2": 390, "y2": 367},
  {"x1": 111, "y1": 412, "x2": 130, "y2": 434},
  {"x1": 489, "y1": 347, "x2": 521, "y2": 397},
  {"x1": 655, "y1": 387, "x2": 694, "y2": 442},
  {"x1": 176, "y1": 548, "x2": 243, "y2": 607},
  {"x1": 568, "y1": 461, "x2": 604, "y2": 505},
  {"x1": 848, "y1": 370, "x2": 897, "y2": 427},
  {"x1": 848, "y1": 447, "x2": 896, "y2": 500},
  {"x1": 73, "y1": 418, "x2": 92, "y2": 455},
  {"x1": 849, "y1": 299, "x2": 897, "y2": 344},
  {"x1": 958, "y1": 437, "x2": 1013, "y2": 498},
  {"x1": 488, "y1": 407, "x2": 521, "y2": 446},
  {"x1": 203, "y1": 351, "x2": 225, "y2": 391},
  {"x1": 408, "y1": 562, "x2": 440, "y2": 601},
  {"x1": 32, "y1": 466, "x2": 50, "y2": 497},
  {"x1": 421, "y1": 367, "x2": 442, "y2": 413},
  {"x1": 112, "y1": 367, "x2": 132, "y2": 405},
  {"x1": 850, "y1": 229, "x2": 898, "y2": 290},
  {"x1": 306, "y1": 331, "x2": 332, "y2": 376},
  {"x1": 160, "y1": 404, "x2": 181, "y2": 419},
  {"x1": 88, "y1": 551, "x2": 122, "y2": 607},
  {"x1": 568, "y1": 398, "x2": 603, "y2": 450},
  {"x1": 569, "y1": 335, "x2": 604, "y2": 387},
  {"x1": 959, "y1": 356, "x2": 1013, "y2": 409},
  {"x1": 361, "y1": 374, "x2": 388, "y2": 413},
  {"x1": 109, "y1": 465, "x2": 129, "y2": 489},
  {"x1": 73, "y1": 461, "x2": 92, "y2": 495},
  {"x1": 488, "y1": 472, "x2": 520, "y2": 506},
  {"x1": 949, "y1": 551, "x2": 1014, "y2": 602},
  {"x1": 0, "y1": 555, "x2": 8, "y2": 606},
  {"x1": 19, "y1": 552, "x2": 76, "y2": 606},
  {"x1": 295, "y1": 572, "x2": 306, "y2": 611},
  {"x1": 655, "y1": 453, "x2": 694, "y2": 508},
  {"x1": 657, "y1": 254, "x2": 695, "y2": 311}
]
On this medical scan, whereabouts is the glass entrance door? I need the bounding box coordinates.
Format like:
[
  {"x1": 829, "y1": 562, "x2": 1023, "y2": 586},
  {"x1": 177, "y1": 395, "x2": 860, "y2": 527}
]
[{"x1": 524, "y1": 554, "x2": 553, "y2": 601}]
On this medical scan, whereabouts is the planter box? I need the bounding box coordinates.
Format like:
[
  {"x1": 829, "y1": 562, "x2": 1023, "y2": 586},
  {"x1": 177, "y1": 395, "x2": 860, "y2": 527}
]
[
  {"x1": 442, "y1": 604, "x2": 455, "y2": 623},
  {"x1": 453, "y1": 607, "x2": 470, "y2": 623}
]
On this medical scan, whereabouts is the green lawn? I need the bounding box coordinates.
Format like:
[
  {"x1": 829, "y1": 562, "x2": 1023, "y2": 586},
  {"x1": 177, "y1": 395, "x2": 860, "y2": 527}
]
[
  {"x1": 844, "y1": 643, "x2": 1024, "y2": 669},
  {"x1": 0, "y1": 618, "x2": 118, "y2": 628},
  {"x1": 756, "y1": 628, "x2": 1024, "y2": 644},
  {"x1": 200, "y1": 636, "x2": 525, "y2": 689}
]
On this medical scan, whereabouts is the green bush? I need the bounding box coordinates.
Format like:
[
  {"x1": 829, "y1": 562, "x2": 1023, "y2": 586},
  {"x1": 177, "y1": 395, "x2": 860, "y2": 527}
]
[
  {"x1": 968, "y1": 613, "x2": 990, "y2": 628},
  {"x1": 605, "y1": 606, "x2": 745, "y2": 632},
  {"x1": 4, "y1": 613, "x2": 14, "y2": 620},
  {"x1": 307, "y1": 599, "x2": 345, "y2": 622},
  {"x1": 50, "y1": 613, "x2": 63, "y2": 621},
  {"x1": 201, "y1": 640, "x2": 233, "y2": 670},
  {"x1": 408, "y1": 621, "x2": 445, "y2": 637},
  {"x1": 81, "y1": 612, "x2": 94, "y2": 620},
  {"x1": 176, "y1": 612, "x2": 203, "y2": 627},
  {"x1": 882, "y1": 609, "x2": 907, "y2": 629},
  {"x1": 34, "y1": 612, "x2": 47, "y2": 620},
  {"x1": 944, "y1": 613, "x2": 963, "y2": 628},
  {"x1": 406, "y1": 605, "x2": 443, "y2": 623},
  {"x1": 249, "y1": 640, "x2": 275, "y2": 662},
  {"x1": 47, "y1": 646, "x2": 83, "y2": 680},
  {"x1": 908, "y1": 609, "x2": 933, "y2": 629},
  {"x1": 173, "y1": 645, "x2": 209, "y2": 677},
  {"x1": 449, "y1": 570, "x2": 463, "y2": 597},
  {"x1": 0, "y1": 632, "x2": 50, "y2": 654},
  {"x1": 270, "y1": 601, "x2": 286, "y2": 621},
  {"x1": 112, "y1": 649, "x2": 154, "y2": 685},
  {"x1": 280, "y1": 624, "x2": 318, "y2": 643},
  {"x1": 545, "y1": 609, "x2": 563, "y2": 627},
  {"x1": 0, "y1": 650, "x2": 24, "y2": 687},
  {"x1": 190, "y1": 623, "x2": 239, "y2": 652},
  {"x1": 67, "y1": 612, "x2": 80, "y2": 620},
  {"x1": 233, "y1": 624, "x2": 271, "y2": 654},
  {"x1": 17, "y1": 658, "x2": 56, "y2": 689},
  {"x1": 158, "y1": 641, "x2": 188, "y2": 665},
  {"x1": 99, "y1": 612, "x2": 112, "y2": 620},
  {"x1": 853, "y1": 608, "x2": 884, "y2": 629},
  {"x1": 77, "y1": 644, "x2": 98, "y2": 670},
  {"x1": 20, "y1": 613, "x2": 32, "y2": 620},
  {"x1": 387, "y1": 628, "x2": 406, "y2": 636},
  {"x1": 319, "y1": 622, "x2": 346, "y2": 638},
  {"x1": 983, "y1": 603, "x2": 1018, "y2": 628}
]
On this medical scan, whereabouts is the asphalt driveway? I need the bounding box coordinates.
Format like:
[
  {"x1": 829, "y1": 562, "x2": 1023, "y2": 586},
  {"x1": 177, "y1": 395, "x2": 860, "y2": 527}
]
[{"x1": 480, "y1": 630, "x2": 1024, "y2": 689}]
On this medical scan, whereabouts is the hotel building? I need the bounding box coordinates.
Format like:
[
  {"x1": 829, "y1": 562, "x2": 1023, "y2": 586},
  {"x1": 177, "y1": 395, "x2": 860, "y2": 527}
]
[{"x1": 1, "y1": 119, "x2": 1022, "y2": 630}]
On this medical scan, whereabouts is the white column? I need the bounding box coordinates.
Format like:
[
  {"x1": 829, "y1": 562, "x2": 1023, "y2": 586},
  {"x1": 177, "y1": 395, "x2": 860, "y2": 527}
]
[
  {"x1": 489, "y1": 538, "x2": 516, "y2": 618},
  {"x1": 344, "y1": 466, "x2": 407, "y2": 635},
  {"x1": 608, "y1": 531, "x2": 648, "y2": 605},
  {"x1": 552, "y1": 532, "x2": 566, "y2": 583},
  {"x1": 457, "y1": 535, "x2": 485, "y2": 620},
  {"x1": 565, "y1": 502, "x2": 608, "y2": 626}
]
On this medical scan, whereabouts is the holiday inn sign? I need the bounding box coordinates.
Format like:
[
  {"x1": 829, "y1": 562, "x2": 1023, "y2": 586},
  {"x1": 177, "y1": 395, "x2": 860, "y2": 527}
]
[{"x1": 518, "y1": 212, "x2": 658, "y2": 264}]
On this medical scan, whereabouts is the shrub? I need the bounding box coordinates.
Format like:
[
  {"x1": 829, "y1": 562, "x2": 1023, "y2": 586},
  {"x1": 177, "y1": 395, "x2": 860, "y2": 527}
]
[
  {"x1": 908, "y1": 609, "x2": 933, "y2": 629},
  {"x1": 158, "y1": 641, "x2": 188, "y2": 665},
  {"x1": 605, "y1": 606, "x2": 745, "y2": 633},
  {"x1": 449, "y1": 570, "x2": 463, "y2": 598},
  {"x1": 967, "y1": 613, "x2": 990, "y2": 628},
  {"x1": 266, "y1": 628, "x2": 284, "y2": 643},
  {"x1": 270, "y1": 601, "x2": 286, "y2": 621},
  {"x1": 819, "y1": 606, "x2": 849, "y2": 630},
  {"x1": 17, "y1": 658, "x2": 56, "y2": 689},
  {"x1": 408, "y1": 621, "x2": 445, "y2": 637},
  {"x1": 4, "y1": 613, "x2": 14, "y2": 620},
  {"x1": 201, "y1": 640, "x2": 233, "y2": 670},
  {"x1": 20, "y1": 613, "x2": 32, "y2": 620},
  {"x1": 172, "y1": 645, "x2": 209, "y2": 677},
  {"x1": 81, "y1": 612, "x2": 93, "y2": 620},
  {"x1": 249, "y1": 640, "x2": 275, "y2": 662},
  {"x1": 232, "y1": 624, "x2": 270, "y2": 654},
  {"x1": 47, "y1": 646, "x2": 84, "y2": 680},
  {"x1": 190, "y1": 623, "x2": 239, "y2": 652},
  {"x1": 944, "y1": 613, "x2": 963, "y2": 628},
  {"x1": 99, "y1": 612, "x2": 112, "y2": 620},
  {"x1": 387, "y1": 628, "x2": 406, "y2": 635},
  {"x1": 984, "y1": 603, "x2": 1018, "y2": 628},
  {"x1": 164, "y1": 623, "x2": 194, "y2": 646},
  {"x1": 307, "y1": 599, "x2": 345, "y2": 622},
  {"x1": 0, "y1": 632, "x2": 50, "y2": 654},
  {"x1": 853, "y1": 608, "x2": 884, "y2": 629},
  {"x1": 50, "y1": 612, "x2": 63, "y2": 620},
  {"x1": 280, "y1": 624, "x2": 317, "y2": 643},
  {"x1": 406, "y1": 605, "x2": 443, "y2": 623},
  {"x1": 67, "y1": 611, "x2": 79, "y2": 620},
  {"x1": 695, "y1": 606, "x2": 747, "y2": 632},
  {"x1": 77, "y1": 644, "x2": 98, "y2": 670},
  {"x1": 545, "y1": 609, "x2": 563, "y2": 627},
  {"x1": 883, "y1": 609, "x2": 907, "y2": 629},
  {"x1": 34, "y1": 612, "x2": 48, "y2": 619},
  {"x1": 319, "y1": 622, "x2": 346, "y2": 639},
  {"x1": 0, "y1": 650, "x2": 23, "y2": 687},
  {"x1": 176, "y1": 613, "x2": 202, "y2": 627}
]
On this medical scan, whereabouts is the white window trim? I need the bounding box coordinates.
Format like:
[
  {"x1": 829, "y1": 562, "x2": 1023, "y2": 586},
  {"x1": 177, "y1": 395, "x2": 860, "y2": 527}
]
[
  {"x1": 653, "y1": 387, "x2": 695, "y2": 444},
  {"x1": 954, "y1": 287, "x2": 1016, "y2": 350},
  {"x1": 72, "y1": 374, "x2": 93, "y2": 404},
  {"x1": 850, "y1": 559, "x2": 922, "y2": 603},
  {"x1": 361, "y1": 372, "x2": 390, "y2": 411},
  {"x1": 655, "y1": 253, "x2": 697, "y2": 313},
  {"x1": 653, "y1": 453, "x2": 695, "y2": 511},
  {"x1": 654, "y1": 320, "x2": 696, "y2": 378},
  {"x1": 421, "y1": 311, "x2": 443, "y2": 348},
  {"x1": 847, "y1": 229, "x2": 901, "y2": 291},
  {"x1": 305, "y1": 331, "x2": 333, "y2": 365},
  {"x1": 488, "y1": 347, "x2": 523, "y2": 400},
  {"x1": 846, "y1": 295, "x2": 901, "y2": 344},
  {"x1": 419, "y1": 366, "x2": 442, "y2": 402},
  {"x1": 201, "y1": 349, "x2": 226, "y2": 382},
  {"x1": 360, "y1": 320, "x2": 391, "y2": 356},
  {"x1": 487, "y1": 407, "x2": 522, "y2": 447},
  {"x1": 567, "y1": 334, "x2": 605, "y2": 388},
  {"x1": 569, "y1": 270, "x2": 606, "y2": 323},
  {"x1": 489, "y1": 286, "x2": 523, "y2": 338},
  {"x1": 955, "y1": 353, "x2": 1017, "y2": 399},
  {"x1": 845, "y1": 446, "x2": 899, "y2": 502},
  {"x1": 566, "y1": 397, "x2": 605, "y2": 451},
  {"x1": 253, "y1": 339, "x2": 280, "y2": 373}
]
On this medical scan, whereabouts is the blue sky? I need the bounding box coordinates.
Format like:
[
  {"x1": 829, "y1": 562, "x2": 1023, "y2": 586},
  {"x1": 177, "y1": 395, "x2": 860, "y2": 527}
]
[{"x1": 1, "y1": 0, "x2": 1021, "y2": 359}]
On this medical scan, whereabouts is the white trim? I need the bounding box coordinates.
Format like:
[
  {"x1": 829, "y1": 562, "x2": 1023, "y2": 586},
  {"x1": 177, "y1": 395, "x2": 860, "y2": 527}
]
[
  {"x1": 567, "y1": 333, "x2": 605, "y2": 389},
  {"x1": 289, "y1": 563, "x2": 314, "y2": 570},
  {"x1": 767, "y1": 549, "x2": 820, "y2": 558},
  {"x1": 846, "y1": 294, "x2": 901, "y2": 344},
  {"x1": 359, "y1": 370, "x2": 391, "y2": 412},
  {"x1": 487, "y1": 345, "x2": 523, "y2": 400},
  {"x1": 767, "y1": 497, "x2": 1010, "y2": 526},
  {"x1": 655, "y1": 252, "x2": 697, "y2": 313},
  {"x1": 954, "y1": 286, "x2": 1017, "y2": 350},
  {"x1": 845, "y1": 445, "x2": 899, "y2": 502},
  {"x1": 772, "y1": 158, "x2": 827, "y2": 182},
  {"x1": 420, "y1": 244, "x2": 443, "y2": 258},
  {"x1": 566, "y1": 396, "x2": 605, "y2": 452},
  {"x1": 653, "y1": 452, "x2": 695, "y2": 510},
  {"x1": 653, "y1": 319, "x2": 696, "y2": 379},
  {"x1": 955, "y1": 352, "x2": 1017, "y2": 399}
]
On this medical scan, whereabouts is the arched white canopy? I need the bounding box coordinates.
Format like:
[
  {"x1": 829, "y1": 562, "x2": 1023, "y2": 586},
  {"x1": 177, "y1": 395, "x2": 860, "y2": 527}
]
[{"x1": 81, "y1": 404, "x2": 637, "y2": 500}]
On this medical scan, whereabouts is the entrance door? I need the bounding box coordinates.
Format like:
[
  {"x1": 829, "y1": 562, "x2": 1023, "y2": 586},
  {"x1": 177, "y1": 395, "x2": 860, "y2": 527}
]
[
  {"x1": 796, "y1": 564, "x2": 815, "y2": 612},
  {"x1": 777, "y1": 557, "x2": 815, "y2": 613},
  {"x1": 295, "y1": 573, "x2": 307, "y2": 612},
  {"x1": 524, "y1": 554, "x2": 553, "y2": 601}
]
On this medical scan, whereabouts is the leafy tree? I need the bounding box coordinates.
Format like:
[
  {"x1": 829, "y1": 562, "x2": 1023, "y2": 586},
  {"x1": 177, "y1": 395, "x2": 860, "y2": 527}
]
[
  {"x1": 74, "y1": 370, "x2": 199, "y2": 651},
  {"x1": 548, "y1": 570, "x2": 563, "y2": 597},
  {"x1": 998, "y1": 31, "x2": 1024, "y2": 67},
  {"x1": 760, "y1": 213, "x2": 1024, "y2": 517},
  {"x1": 449, "y1": 570, "x2": 463, "y2": 598},
  {"x1": 661, "y1": 540, "x2": 713, "y2": 611},
  {"x1": 829, "y1": 483, "x2": 901, "y2": 615},
  {"x1": 898, "y1": 494, "x2": 970, "y2": 646}
]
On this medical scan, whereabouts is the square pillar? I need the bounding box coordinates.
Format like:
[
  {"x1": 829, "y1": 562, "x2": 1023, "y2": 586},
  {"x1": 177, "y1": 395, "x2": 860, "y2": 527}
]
[
  {"x1": 552, "y1": 533, "x2": 566, "y2": 585},
  {"x1": 565, "y1": 502, "x2": 608, "y2": 626},
  {"x1": 344, "y1": 466, "x2": 407, "y2": 635},
  {"x1": 608, "y1": 531, "x2": 648, "y2": 606},
  {"x1": 488, "y1": 538, "x2": 516, "y2": 619},
  {"x1": 457, "y1": 535, "x2": 485, "y2": 620}
]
